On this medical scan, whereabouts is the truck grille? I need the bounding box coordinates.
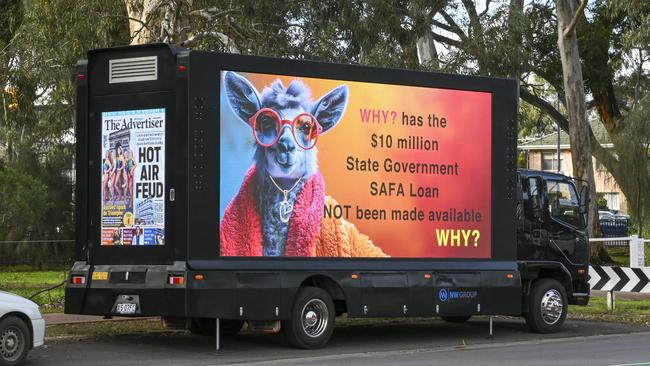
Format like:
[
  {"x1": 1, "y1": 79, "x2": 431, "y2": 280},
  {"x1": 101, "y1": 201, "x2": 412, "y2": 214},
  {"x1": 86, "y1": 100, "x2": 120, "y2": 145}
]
[{"x1": 109, "y1": 56, "x2": 158, "y2": 84}]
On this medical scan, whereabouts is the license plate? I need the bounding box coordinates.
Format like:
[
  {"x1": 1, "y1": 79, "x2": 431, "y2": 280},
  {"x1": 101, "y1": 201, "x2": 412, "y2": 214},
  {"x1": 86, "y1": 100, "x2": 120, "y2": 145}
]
[
  {"x1": 92, "y1": 271, "x2": 108, "y2": 280},
  {"x1": 115, "y1": 303, "x2": 137, "y2": 315}
]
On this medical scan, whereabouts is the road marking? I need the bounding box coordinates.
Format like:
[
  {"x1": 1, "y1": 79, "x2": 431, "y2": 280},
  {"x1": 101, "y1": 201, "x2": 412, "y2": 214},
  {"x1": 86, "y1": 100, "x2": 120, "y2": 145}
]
[
  {"x1": 220, "y1": 331, "x2": 650, "y2": 366},
  {"x1": 609, "y1": 363, "x2": 650, "y2": 366}
]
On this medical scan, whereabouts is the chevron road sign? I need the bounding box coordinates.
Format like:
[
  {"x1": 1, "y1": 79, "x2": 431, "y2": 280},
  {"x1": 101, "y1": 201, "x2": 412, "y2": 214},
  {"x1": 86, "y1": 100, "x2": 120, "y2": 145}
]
[{"x1": 589, "y1": 266, "x2": 650, "y2": 293}]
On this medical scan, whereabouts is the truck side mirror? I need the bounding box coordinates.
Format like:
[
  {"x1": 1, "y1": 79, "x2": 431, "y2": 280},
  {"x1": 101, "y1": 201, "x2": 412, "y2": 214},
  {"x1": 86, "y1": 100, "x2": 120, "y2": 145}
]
[{"x1": 579, "y1": 185, "x2": 589, "y2": 215}]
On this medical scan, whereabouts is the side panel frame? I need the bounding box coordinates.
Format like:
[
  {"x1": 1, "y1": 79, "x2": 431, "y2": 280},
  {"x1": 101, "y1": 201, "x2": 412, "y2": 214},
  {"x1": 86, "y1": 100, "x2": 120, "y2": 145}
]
[{"x1": 187, "y1": 50, "x2": 519, "y2": 263}]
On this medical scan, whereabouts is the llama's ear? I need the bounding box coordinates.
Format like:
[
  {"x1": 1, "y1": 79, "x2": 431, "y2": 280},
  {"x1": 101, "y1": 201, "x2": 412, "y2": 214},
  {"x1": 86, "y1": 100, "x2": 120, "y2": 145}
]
[
  {"x1": 223, "y1": 71, "x2": 261, "y2": 125},
  {"x1": 311, "y1": 84, "x2": 349, "y2": 133}
]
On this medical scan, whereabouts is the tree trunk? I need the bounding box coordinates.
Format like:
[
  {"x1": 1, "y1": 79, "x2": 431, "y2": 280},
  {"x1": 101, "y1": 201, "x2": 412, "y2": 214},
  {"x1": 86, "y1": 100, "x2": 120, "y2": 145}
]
[
  {"x1": 556, "y1": 0, "x2": 609, "y2": 263},
  {"x1": 124, "y1": 0, "x2": 190, "y2": 45},
  {"x1": 416, "y1": 32, "x2": 439, "y2": 68},
  {"x1": 125, "y1": 0, "x2": 161, "y2": 44},
  {"x1": 507, "y1": 0, "x2": 524, "y2": 89}
]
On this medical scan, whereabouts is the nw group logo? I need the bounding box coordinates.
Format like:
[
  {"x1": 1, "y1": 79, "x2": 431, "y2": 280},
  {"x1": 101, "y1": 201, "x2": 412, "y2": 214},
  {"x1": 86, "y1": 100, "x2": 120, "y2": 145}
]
[
  {"x1": 438, "y1": 288, "x2": 448, "y2": 302},
  {"x1": 438, "y1": 288, "x2": 478, "y2": 303}
]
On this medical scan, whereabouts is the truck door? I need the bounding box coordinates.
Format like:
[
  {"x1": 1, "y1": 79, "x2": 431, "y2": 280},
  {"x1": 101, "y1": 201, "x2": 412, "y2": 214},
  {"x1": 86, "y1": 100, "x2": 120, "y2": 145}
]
[
  {"x1": 545, "y1": 179, "x2": 588, "y2": 265},
  {"x1": 518, "y1": 176, "x2": 551, "y2": 260}
]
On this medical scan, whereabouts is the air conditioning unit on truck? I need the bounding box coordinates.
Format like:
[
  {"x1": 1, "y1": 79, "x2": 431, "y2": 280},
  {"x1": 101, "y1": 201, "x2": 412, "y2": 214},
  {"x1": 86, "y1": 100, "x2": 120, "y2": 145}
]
[{"x1": 65, "y1": 43, "x2": 591, "y2": 349}]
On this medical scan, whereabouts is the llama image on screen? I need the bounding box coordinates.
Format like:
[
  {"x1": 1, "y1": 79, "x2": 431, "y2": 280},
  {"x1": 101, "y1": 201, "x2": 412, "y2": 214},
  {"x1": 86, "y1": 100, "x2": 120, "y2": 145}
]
[{"x1": 219, "y1": 71, "x2": 387, "y2": 257}]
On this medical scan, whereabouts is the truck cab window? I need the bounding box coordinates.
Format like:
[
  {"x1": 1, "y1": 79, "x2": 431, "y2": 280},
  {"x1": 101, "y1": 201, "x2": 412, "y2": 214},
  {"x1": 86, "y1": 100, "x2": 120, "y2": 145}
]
[
  {"x1": 527, "y1": 178, "x2": 538, "y2": 201},
  {"x1": 547, "y1": 180, "x2": 583, "y2": 228}
]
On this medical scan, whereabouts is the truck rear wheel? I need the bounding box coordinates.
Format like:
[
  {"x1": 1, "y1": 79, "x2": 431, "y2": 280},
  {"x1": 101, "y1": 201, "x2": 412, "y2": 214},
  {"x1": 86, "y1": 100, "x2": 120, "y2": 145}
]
[
  {"x1": 0, "y1": 316, "x2": 30, "y2": 366},
  {"x1": 525, "y1": 279, "x2": 567, "y2": 333},
  {"x1": 282, "y1": 287, "x2": 335, "y2": 349}
]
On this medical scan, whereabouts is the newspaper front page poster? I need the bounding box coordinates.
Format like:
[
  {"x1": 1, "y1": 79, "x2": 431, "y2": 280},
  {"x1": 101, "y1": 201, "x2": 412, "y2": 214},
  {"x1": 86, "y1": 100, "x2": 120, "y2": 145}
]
[{"x1": 100, "y1": 108, "x2": 165, "y2": 246}]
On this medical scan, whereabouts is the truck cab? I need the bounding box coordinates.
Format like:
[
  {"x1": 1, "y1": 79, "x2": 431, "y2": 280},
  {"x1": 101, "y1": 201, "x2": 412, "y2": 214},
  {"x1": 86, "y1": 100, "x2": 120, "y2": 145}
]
[{"x1": 516, "y1": 169, "x2": 590, "y2": 332}]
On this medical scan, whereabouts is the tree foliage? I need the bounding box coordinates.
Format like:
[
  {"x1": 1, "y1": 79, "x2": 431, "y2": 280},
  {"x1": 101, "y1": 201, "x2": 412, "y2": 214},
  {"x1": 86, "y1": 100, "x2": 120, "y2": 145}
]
[
  {"x1": 610, "y1": 96, "x2": 650, "y2": 234},
  {"x1": 0, "y1": 1, "x2": 128, "y2": 263},
  {"x1": 0, "y1": 162, "x2": 49, "y2": 240},
  {"x1": 1, "y1": 0, "x2": 648, "y2": 264},
  {"x1": 115, "y1": 0, "x2": 650, "y2": 248}
]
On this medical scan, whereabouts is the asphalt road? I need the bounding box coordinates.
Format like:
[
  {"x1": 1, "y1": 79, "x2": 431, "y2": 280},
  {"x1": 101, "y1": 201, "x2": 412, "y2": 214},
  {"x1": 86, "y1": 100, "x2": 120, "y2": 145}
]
[{"x1": 27, "y1": 318, "x2": 650, "y2": 366}]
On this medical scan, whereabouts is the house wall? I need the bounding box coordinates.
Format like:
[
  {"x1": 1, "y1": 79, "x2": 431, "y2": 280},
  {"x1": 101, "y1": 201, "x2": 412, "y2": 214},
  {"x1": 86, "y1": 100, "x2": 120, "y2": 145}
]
[
  {"x1": 527, "y1": 150, "x2": 542, "y2": 170},
  {"x1": 524, "y1": 149, "x2": 627, "y2": 213}
]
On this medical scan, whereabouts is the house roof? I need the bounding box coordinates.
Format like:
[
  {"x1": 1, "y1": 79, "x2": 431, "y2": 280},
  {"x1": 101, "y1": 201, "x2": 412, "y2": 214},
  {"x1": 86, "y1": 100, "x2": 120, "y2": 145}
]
[{"x1": 518, "y1": 121, "x2": 612, "y2": 150}]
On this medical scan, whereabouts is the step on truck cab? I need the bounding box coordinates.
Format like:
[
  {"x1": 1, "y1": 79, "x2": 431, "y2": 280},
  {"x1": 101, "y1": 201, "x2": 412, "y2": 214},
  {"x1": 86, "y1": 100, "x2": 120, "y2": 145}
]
[{"x1": 66, "y1": 43, "x2": 590, "y2": 348}]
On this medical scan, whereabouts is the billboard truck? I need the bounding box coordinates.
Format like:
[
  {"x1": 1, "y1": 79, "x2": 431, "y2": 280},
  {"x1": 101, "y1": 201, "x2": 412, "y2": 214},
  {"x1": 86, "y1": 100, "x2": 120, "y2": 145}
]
[{"x1": 66, "y1": 44, "x2": 591, "y2": 349}]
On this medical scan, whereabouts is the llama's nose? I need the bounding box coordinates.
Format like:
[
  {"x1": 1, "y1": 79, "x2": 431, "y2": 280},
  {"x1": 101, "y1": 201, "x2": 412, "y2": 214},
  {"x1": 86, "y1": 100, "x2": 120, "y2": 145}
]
[{"x1": 277, "y1": 136, "x2": 295, "y2": 153}]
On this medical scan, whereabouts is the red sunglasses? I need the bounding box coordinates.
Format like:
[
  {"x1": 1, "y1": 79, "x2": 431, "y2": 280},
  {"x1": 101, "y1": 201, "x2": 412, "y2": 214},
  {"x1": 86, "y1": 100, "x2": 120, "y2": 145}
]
[{"x1": 248, "y1": 108, "x2": 323, "y2": 150}]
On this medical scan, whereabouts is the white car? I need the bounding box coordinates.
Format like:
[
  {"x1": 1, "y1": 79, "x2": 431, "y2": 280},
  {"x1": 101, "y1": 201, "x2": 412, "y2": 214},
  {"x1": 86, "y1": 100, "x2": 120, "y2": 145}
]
[{"x1": 0, "y1": 291, "x2": 45, "y2": 365}]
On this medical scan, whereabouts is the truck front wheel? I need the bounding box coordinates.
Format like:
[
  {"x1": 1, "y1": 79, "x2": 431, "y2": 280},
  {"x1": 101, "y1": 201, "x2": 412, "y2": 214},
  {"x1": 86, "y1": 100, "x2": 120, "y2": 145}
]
[
  {"x1": 525, "y1": 279, "x2": 567, "y2": 333},
  {"x1": 282, "y1": 287, "x2": 335, "y2": 349}
]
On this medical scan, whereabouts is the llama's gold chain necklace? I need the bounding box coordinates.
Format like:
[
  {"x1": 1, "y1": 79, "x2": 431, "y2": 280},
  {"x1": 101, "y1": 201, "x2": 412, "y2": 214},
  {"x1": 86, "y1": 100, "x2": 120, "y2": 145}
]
[{"x1": 268, "y1": 175, "x2": 303, "y2": 223}]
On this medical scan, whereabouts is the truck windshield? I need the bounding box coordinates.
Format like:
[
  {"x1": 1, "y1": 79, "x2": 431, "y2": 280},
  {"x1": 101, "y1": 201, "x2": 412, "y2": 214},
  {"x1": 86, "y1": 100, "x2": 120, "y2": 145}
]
[{"x1": 547, "y1": 180, "x2": 584, "y2": 228}]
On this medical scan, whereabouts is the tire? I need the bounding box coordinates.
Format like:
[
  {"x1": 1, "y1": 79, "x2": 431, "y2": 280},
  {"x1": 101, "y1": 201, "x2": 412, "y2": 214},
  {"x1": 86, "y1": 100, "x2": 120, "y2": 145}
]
[
  {"x1": 441, "y1": 316, "x2": 471, "y2": 323},
  {"x1": 190, "y1": 318, "x2": 244, "y2": 337},
  {"x1": 525, "y1": 279, "x2": 568, "y2": 333},
  {"x1": 0, "y1": 316, "x2": 30, "y2": 366},
  {"x1": 282, "y1": 287, "x2": 335, "y2": 349}
]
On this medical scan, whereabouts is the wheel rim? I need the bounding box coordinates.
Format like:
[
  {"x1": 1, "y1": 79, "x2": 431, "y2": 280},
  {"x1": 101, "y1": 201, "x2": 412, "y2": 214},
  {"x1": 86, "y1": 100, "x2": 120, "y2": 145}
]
[
  {"x1": 1, "y1": 326, "x2": 25, "y2": 362},
  {"x1": 301, "y1": 298, "x2": 329, "y2": 338},
  {"x1": 540, "y1": 289, "x2": 564, "y2": 325}
]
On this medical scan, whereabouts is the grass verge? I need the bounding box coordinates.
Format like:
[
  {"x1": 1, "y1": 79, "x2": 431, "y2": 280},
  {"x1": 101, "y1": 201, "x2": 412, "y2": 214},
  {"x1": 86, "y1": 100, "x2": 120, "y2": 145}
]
[
  {"x1": 0, "y1": 270, "x2": 67, "y2": 313},
  {"x1": 569, "y1": 296, "x2": 650, "y2": 326},
  {"x1": 45, "y1": 319, "x2": 168, "y2": 341},
  {"x1": 606, "y1": 246, "x2": 650, "y2": 267}
]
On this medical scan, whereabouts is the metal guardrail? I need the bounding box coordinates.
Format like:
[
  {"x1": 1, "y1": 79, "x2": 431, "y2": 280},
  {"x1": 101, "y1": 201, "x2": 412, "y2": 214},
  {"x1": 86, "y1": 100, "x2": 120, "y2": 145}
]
[
  {"x1": 588, "y1": 236, "x2": 648, "y2": 309},
  {"x1": 589, "y1": 236, "x2": 647, "y2": 269},
  {"x1": 589, "y1": 236, "x2": 650, "y2": 246},
  {"x1": 589, "y1": 236, "x2": 646, "y2": 247}
]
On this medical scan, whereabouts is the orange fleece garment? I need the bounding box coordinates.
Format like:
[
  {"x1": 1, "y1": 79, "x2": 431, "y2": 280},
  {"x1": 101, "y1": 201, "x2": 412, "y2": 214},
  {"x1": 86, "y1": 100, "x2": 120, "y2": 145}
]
[{"x1": 315, "y1": 196, "x2": 388, "y2": 257}]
